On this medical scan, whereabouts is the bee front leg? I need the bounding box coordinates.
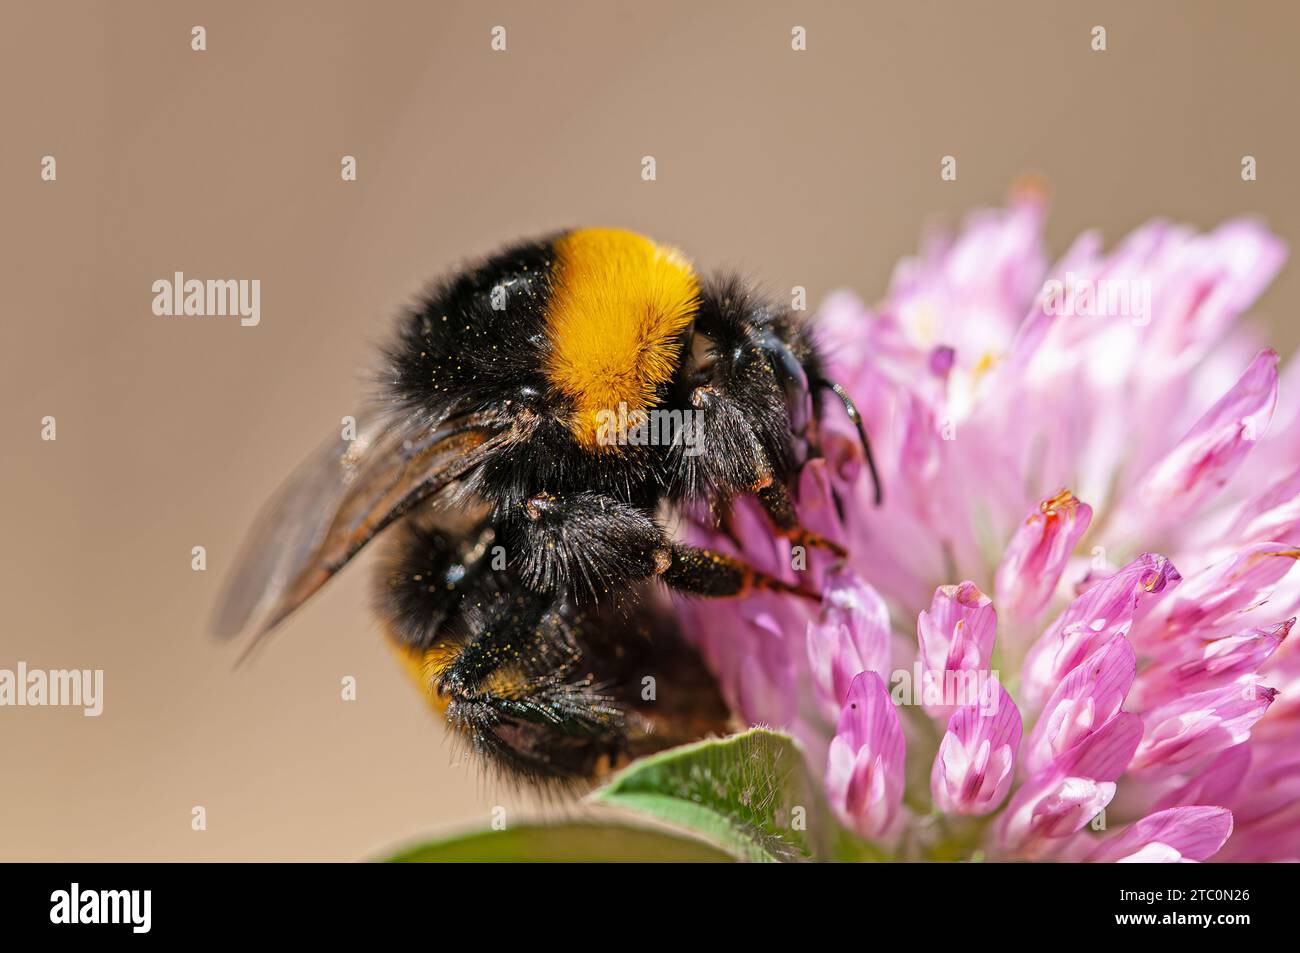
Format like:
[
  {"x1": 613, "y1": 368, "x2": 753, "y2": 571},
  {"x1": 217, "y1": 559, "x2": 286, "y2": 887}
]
[{"x1": 753, "y1": 478, "x2": 847, "y2": 558}]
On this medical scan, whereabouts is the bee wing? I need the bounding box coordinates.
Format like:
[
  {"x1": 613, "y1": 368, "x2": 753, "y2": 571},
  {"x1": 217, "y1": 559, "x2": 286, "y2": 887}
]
[{"x1": 213, "y1": 411, "x2": 506, "y2": 648}]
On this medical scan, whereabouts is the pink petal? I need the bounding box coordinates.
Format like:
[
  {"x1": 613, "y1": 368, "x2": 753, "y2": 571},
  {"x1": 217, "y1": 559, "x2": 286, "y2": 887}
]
[
  {"x1": 1021, "y1": 553, "x2": 1178, "y2": 710},
  {"x1": 898, "y1": 392, "x2": 944, "y2": 517},
  {"x1": 1216, "y1": 750, "x2": 1300, "y2": 859},
  {"x1": 880, "y1": 188, "x2": 1048, "y2": 366},
  {"x1": 680, "y1": 592, "x2": 803, "y2": 731},
  {"x1": 735, "y1": 610, "x2": 797, "y2": 729},
  {"x1": 806, "y1": 571, "x2": 892, "y2": 718},
  {"x1": 1226, "y1": 468, "x2": 1300, "y2": 547},
  {"x1": 996, "y1": 489, "x2": 1093, "y2": 623},
  {"x1": 1130, "y1": 677, "x2": 1278, "y2": 776},
  {"x1": 998, "y1": 644, "x2": 1142, "y2": 856},
  {"x1": 1023, "y1": 635, "x2": 1136, "y2": 777},
  {"x1": 916, "y1": 582, "x2": 997, "y2": 717},
  {"x1": 1052, "y1": 711, "x2": 1144, "y2": 781},
  {"x1": 1128, "y1": 349, "x2": 1279, "y2": 532},
  {"x1": 931, "y1": 683, "x2": 1022, "y2": 815},
  {"x1": 998, "y1": 775, "x2": 1117, "y2": 855},
  {"x1": 1153, "y1": 218, "x2": 1287, "y2": 353},
  {"x1": 825, "y1": 672, "x2": 906, "y2": 840},
  {"x1": 794, "y1": 458, "x2": 850, "y2": 555},
  {"x1": 1133, "y1": 542, "x2": 1300, "y2": 650},
  {"x1": 1153, "y1": 743, "x2": 1251, "y2": 812},
  {"x1": 815, "y1": 290, "x2": 882, "y2": 390},
  {"x1": 1087, "y1": 806, "x2": 1234, "y2": 863},
  {"x1": 1131, "y1": 619, "x2": 1291, "y2": 708},
  {"x1": 996, "y1": 714, "x2": 1140, "y2": 855}
]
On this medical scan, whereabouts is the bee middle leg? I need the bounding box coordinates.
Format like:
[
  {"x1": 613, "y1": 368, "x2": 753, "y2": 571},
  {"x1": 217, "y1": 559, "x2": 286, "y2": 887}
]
[
  {"x1": 660, "y1": 542, "x2": 820, "y2": 602},
  {"x1": 510, "y1": 489, "x2": 819, "y2": 604}
]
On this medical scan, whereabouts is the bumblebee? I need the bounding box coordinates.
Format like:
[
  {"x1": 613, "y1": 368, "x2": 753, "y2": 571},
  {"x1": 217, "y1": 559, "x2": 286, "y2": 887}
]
[{"x1": 214, "y1": 228, "x2": 879, "y2": 783}]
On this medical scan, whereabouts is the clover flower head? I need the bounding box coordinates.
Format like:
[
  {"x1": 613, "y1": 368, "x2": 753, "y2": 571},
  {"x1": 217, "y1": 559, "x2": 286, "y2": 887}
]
[{"x1": 680, "y1": 188, "x2": 1299, "y2": 862}]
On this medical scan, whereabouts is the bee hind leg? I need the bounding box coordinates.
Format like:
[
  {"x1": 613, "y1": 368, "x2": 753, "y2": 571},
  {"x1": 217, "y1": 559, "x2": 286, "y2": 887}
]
[{"x1": 439, "y1": 598, "x2": 631, "y2": 784}]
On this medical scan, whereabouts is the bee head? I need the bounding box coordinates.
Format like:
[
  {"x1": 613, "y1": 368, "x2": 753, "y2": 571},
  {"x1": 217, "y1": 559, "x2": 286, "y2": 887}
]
[{"x1": 668, "y1": 275, "x2": 818, "y2": 502}]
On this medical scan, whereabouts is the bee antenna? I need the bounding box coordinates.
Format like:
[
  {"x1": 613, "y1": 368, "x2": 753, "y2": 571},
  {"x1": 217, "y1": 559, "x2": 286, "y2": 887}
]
[{"x1": 816, "y1": 379, "x2": 883, "y2": 506}]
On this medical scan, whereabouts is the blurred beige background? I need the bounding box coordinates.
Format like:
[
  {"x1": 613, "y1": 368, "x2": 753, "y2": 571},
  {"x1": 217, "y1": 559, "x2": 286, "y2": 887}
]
[{"x1": 2, "y1": 0, "x2": 1297, "y2": 860}]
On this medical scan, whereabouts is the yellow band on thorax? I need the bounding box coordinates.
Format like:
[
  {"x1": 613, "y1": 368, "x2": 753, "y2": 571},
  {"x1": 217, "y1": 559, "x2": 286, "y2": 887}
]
[{"x1": 542, "y1": 228, "x2": 699, "y2": 449}]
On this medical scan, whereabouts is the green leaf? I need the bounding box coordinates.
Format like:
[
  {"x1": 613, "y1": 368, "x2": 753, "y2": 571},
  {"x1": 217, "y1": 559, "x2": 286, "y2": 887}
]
[
  {"x1": 589, "y1": 727, "x2": 819, "y2": 863},
  {"x1": 384, "y1": 822, "x2": 735, "y2": 863}
]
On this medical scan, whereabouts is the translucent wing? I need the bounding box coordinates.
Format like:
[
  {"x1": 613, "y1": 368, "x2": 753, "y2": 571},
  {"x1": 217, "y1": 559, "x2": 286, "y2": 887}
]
[{"x1": 212, "y1": 410, "x2": 506, "y2": 649}]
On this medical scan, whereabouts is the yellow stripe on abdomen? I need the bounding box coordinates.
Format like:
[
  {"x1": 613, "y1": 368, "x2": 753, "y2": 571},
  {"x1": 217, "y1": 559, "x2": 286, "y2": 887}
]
[
  {"x1": 388, "y1": 633, "x2": 459, "y2": 716},
  {"x1": 543, "y1": 228, "x2": 699, "y2": 449}
]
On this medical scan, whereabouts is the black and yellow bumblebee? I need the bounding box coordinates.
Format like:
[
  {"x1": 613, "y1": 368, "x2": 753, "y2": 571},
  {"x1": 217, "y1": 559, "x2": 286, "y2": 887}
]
[{"x1": 215, "y1": 228, "x2": 879, "y2": 784}]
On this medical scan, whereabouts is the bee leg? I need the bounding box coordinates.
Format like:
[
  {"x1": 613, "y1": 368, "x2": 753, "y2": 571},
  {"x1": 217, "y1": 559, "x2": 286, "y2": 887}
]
[
  {"x1": 379, "y1": 524, "x2": 630, "y2": 782},
  {"x1": 659, "y1": 543, "x2": 821, "y2": 603},
  {"x1": 439, "y1": 597, "x2": 630, "y2": 783},
  {"x1": 754, "y1": 478, "x2": 847, "y2": 558},
  {"x1": 509, "y1": 490, "x2": 667, "y2": 602},
  {"x1": 512, "y1": 489, "x2": 820, "y2": 604}
]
